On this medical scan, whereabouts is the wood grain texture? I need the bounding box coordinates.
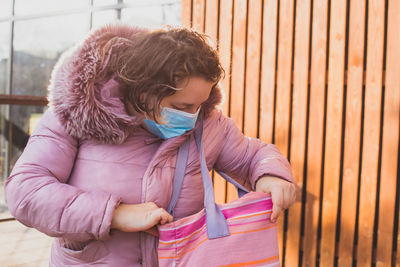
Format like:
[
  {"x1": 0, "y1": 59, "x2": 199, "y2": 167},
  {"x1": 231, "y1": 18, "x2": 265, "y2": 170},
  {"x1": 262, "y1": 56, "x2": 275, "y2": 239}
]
[
  {"x1": 181, "y1": 0, "x2": 192, "y2": 28},
  {"x1": 320, "y1": 0, "x2": 347, "y2": 265},
  {"x1": 286, "y1": 0, "x2": 311, "y2": 266},
  {"x1": 218, "y1": 0, "x2": 233, "y2": 117},
  {"x1": 230, "y1": 0, "x2": 247, "y2": 131},
  {"x1": 275, "y1": 0, "x2": 294, "y2": 158},
  {"x1": 377, "y1": 0, "x2": 400, "y2": 266},
  {"x1": 205, "y1": 0, "x2": 218, "y2": 41},
  {"x1": 303, "y1": 0, "x2": 329, "y2": 266},
  {"x1": 203, "y1": 0, "x2": 221, "y2": 205},
  {"x1": 259, "y1": 0, "x2": 278, "y2": 144},
  {"x1": 357, "y1": 1, "x2": 385, "y2": 266},
  {"x1": 227, "y1": 0, "x2": 247, "y2": 203},
  {"x1": 275, "y1": 1, "x2": 295, "y2": 263},
  {"x1": 244, "y1": 0, "x2": 261, "y2": 138},
  {"x1": 182, "y1": 1, "x2": 398, "y2": 265},
  {"x1": 338, "y1": 0, "x2": 365, "y2": 266},
  {"x1": 192, "y1": 0, "x2": 205, "y2": 32},
  {"x1": 214, "y1": 0, "x2": 233, "y2": 205}
]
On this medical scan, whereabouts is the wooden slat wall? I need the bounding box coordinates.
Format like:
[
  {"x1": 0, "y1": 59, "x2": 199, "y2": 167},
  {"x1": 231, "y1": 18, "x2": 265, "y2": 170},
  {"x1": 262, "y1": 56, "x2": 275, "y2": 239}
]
[
  {"x1": 275, "y1": 0, "x2": 295, "y2": 260},
  {"x1": 182, "y1": 0, "x2": 400, "y2": 266},
  {"x1": 320, "y1": 0, "x2": 347, "y2": 265},
  {"x1": 286, "y1": 0, "x2": 310, "y2": 266},
  {"x1": 338, "y1": 0, "x2": 365, "y2": 266},
  {"x1": 213, "y1": 0, "x2": 233, "y2": 204},
  {"x1": 303, "y1": 0, "x2": 328, "y2": 266},
  {"x1": 357, "y1": 1, "x2": 386, "y2": 266},
  {"x1": 378, "y1": 1, "x2": 400, "y2": 266},
  {"x1": 259, "y1": 0, "x2": 277, "y2": 145},
  {"x1": 228, "y1": 0, "x2": 247, "y2": 204}
]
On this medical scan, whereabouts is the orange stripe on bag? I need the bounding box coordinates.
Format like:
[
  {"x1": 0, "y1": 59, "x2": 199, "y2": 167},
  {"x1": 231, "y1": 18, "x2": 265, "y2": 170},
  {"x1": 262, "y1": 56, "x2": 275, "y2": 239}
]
[
  {"x1": 159, "y1": 224, "x2": 207, "y2": 245},
  {"x1": 228, "y1": 210, "x2": 272, "y2": 221},
  {"x1": 219, "y1": 255, "x2": 280, "y2": 267}
]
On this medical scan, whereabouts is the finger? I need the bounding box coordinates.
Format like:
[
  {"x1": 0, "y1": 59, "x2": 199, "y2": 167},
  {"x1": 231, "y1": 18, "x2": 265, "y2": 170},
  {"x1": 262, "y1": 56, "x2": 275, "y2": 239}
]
[
  {"x1": 280, "y1": 188, "x2": 291, "y2": 210},
  {"x1": 144, "y1": 226, "x2": 159, "y2": 237},
  {"x1": 149, "y1": 208, "x2": 165, "y2": 226},
  {"x1": 270, "y1": 188, "x2": 284, "y2": 223},
  {"x1": 158, "y1": 209, "x2": 173, "y2": 225},
  {"x1": 270, "y1": 203, "x2": 282, "y2": 223}
]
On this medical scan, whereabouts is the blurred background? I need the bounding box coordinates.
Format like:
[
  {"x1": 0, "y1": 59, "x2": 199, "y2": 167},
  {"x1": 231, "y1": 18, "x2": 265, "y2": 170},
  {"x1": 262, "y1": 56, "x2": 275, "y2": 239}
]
[{"x1": 0, "y1": 1, "x2": 180, "y2": 266}]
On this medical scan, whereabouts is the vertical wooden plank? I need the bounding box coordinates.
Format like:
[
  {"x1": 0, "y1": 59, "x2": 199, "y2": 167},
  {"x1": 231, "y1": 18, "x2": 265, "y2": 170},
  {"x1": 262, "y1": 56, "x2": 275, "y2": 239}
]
[
  {"x1": 227, "y1": 0, "x2": 247, "y2": 203},
  {"x1": 303, "y1": 0, "x2": 329, "y2": 266},
  {"x1": 275, "y1": 0, "x2": 294, "y2": 263},
  {"x1": 377, "y1": 1, "x2": 400, "y2": 266},
  {"x1": 181, "y1": 0, "x2": 192, "y2": 27},
  {"x1": 357, "y1": 1, "x2": 385, "y2": 266},
  {"x1": 205, "y1": 0, "x2": 218, "y2": 40},
  {"x1": 192, "y1": 0, "x2": 205, "y2": 32},
  {"x1": 320, "y1": 0, "x2": 347, "y2": 265},
  {"x1": 230, "y1": 0, "x2": 247, "y2": 130},
  {"x1": 214, "y1": 0, "x2": 233, "y2": 204},
  {"x1": 204, "y1": 0, "x2": 224, "y2": 204},
  {"x1": 259, "y1": 0, "x2": 278, "y2": 144},
  {"x1": 275, "y1": 0, "x2": 294, "y2": 157},
  {"x1": 338, "y1": 0, "x2": 365, "y2": 266},
  {"x1": 244, "y1": 0, "x2": 262, "y2": 138},
  {"x1": 205, "y1": 0, "x2": 219, "y2": 203},
  {"x1": 286, "y1": 0, "x2": 311, "y2": 266},
  {"x1": 218, "y1": 0, "x2": 233, "y2": 117}
]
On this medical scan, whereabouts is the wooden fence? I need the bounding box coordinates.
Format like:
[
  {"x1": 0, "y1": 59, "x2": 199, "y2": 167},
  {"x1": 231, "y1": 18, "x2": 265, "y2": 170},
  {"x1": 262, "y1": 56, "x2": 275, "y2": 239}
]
[{"x1": 181, "y1": 0, "x2": 400, "y2": 266}]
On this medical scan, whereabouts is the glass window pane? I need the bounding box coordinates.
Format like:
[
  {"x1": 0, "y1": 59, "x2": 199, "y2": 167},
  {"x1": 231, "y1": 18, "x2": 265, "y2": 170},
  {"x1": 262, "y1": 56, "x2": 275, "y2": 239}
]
[
  {"x1": 122, "y1": 6, "x2": 163, "y2": 29},
  {"x1": 15, "y1": 0, "x2": 90, "y2": 16},
  {"x1": 0, "y1": 104, "x2": 47, "y2": 219},
  {"x1": 121, "y1": 3, "x2": 180, "y2": 29},
  {"x1": 0, "y1": 104, "x2": 9, "y2": 219},
  {"x1": 93, "y1": 0, "x2": 119, "y2": 6},
  {"x1": 10, "y1": 105, "x2": 47, "y2": 172},
  {"x1": 123, "y1": 0, "x2": 180, "y2": 6},
  {"x1": 0, "y1": 22, "x2": 10, "y2": 95},
  {"x1": 0, "y1": 0, "x2": 13, "y2": 18},
  {"x1": 12, "y1": 14, "x2": 90, "y2": 96},
  {"x1": 92, "y1": 10, "x2": 119, "y2": 29},
  {"x1": 161, "y1": 3, "x2": 181, "y2": 26}
]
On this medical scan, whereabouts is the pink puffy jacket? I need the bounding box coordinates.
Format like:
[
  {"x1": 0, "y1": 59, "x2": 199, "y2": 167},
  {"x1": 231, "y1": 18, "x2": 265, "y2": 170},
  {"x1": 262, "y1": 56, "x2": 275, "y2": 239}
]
[{"x1": 5, "y1": 24, "x2": 293, "y2": 266}]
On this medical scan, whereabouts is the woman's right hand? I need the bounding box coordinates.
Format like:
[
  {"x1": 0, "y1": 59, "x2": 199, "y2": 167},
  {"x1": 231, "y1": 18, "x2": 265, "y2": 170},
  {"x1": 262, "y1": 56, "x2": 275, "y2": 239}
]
[{"x1": 110, "y1": 202, "x2": 173, "y2": 236}]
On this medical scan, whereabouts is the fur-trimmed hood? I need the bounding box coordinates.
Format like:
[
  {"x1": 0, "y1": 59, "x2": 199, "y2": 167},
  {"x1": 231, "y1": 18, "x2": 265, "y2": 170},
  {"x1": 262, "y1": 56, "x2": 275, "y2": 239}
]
[{"x1": 48, "y1": 23, "x2": 222, "y2": 145}]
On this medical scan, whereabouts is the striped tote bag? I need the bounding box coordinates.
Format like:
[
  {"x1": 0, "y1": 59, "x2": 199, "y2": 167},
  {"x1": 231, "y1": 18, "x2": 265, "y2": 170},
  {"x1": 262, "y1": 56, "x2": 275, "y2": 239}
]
[{"x1": 157, "y1": 120, "x2": 280, "y2": 267}]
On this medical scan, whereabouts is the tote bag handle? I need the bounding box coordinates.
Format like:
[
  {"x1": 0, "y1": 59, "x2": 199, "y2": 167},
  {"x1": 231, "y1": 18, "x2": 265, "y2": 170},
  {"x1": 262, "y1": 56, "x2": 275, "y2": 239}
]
[{"x1": 167, "y1": 119, "x2": 250, "y2": 239}]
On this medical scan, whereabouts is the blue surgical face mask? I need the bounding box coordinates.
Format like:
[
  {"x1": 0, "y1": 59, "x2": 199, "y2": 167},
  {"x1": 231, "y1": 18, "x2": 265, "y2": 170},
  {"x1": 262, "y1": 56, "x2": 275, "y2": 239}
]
[{"x1": 143, "y1": 106, "x2": 200, "y2": 139}]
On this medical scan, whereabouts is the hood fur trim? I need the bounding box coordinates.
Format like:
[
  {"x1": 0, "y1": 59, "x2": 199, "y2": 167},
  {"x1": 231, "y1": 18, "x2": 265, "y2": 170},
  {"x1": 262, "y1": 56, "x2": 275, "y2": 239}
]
[{"x1": 48, "y1": 23, "x2": 222, "y2": 144}]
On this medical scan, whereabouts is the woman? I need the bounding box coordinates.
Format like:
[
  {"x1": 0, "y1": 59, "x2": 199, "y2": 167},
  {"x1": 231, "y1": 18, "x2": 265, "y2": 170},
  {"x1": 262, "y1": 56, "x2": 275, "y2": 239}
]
[{"x1": 5, "y1": 24, "x2": 295, "y2": 266}]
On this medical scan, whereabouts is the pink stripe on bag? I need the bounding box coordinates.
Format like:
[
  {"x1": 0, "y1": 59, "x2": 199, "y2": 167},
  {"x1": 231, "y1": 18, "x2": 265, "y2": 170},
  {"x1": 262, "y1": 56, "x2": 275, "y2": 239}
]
[{"x1": 159, "y1": 196, "x2": 273, "y2": 243}]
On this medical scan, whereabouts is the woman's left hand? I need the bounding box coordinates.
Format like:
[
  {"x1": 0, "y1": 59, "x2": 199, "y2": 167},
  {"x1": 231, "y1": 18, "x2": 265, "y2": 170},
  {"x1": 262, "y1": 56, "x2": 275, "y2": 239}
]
[{"x1": 255, "y1": 176, "x2": 296, "y2": 223}]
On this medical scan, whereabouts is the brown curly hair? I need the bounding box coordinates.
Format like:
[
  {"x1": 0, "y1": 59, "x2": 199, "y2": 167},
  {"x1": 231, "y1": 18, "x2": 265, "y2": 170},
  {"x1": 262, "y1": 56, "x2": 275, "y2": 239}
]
[{"x1": 110, "y1": 26, "x2": 225, "y2": 122}]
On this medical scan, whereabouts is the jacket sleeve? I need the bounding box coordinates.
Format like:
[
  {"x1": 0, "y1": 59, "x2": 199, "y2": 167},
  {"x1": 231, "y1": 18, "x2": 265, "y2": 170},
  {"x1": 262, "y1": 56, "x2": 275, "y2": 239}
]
[
  {"x1": 4, "y1": 109, "x2": 121, "y2": 242},
  {"x1": 213, "y1": 112, "x2": 294, "y2": 190}
]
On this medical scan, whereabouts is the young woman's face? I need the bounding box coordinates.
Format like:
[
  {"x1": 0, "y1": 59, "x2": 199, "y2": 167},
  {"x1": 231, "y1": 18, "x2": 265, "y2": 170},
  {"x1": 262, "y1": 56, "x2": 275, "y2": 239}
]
[{"x1": 160, "y1": 76, "x2": 214, "y2": 114}]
